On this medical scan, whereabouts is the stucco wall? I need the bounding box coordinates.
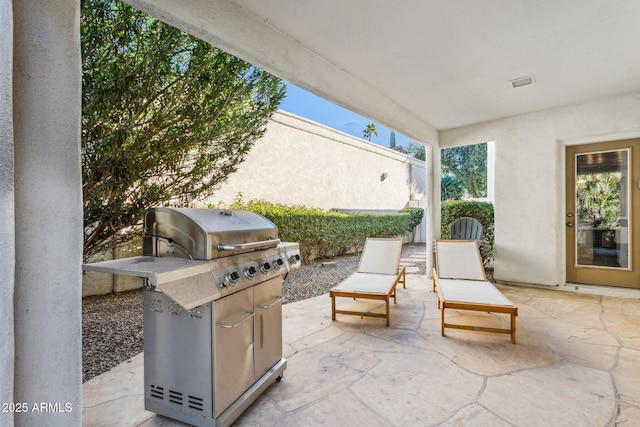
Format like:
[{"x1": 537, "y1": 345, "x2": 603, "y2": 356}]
[
  {"x1": 208, "y1": 111, "x2": 427, "y2": 212},
  {"x1": 0, "y1": 2, "x2": 14, "y2": 424},
  {"x1": 8, "y1": 0, "x2": 83, "y2": 425},
  {"x1": 440, "y1": 91, "x2": 640, "y2": 287}
]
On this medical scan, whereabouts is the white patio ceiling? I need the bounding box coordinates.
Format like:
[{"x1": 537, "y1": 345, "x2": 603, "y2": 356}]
[{"x1": 126, "y1": 0, "x2": 640, "y2": 142}]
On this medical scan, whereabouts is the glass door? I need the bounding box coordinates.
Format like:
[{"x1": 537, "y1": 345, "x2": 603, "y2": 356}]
[{"x1": 566, "y1": 139, "x2": 640, "y2": 288}]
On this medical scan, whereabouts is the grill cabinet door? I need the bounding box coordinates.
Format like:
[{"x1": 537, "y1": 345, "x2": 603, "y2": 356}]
[
  {"x1": 213, "y1": 287, "x2": 254, "y2": 417},
  {"x1": 253, "y1": 277, "x2": 283, "y2": 379}
]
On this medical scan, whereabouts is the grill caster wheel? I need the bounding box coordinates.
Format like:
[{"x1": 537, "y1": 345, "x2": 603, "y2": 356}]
[{"x1": 275, "y1": 375, "x2": 283, "y2": 382}]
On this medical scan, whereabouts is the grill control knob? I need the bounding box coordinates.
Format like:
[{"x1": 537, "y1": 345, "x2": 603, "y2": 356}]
[
  {"x1": 289, "y1": 254, "x2": 300, "y2": 264},
  {"x1": 260, "y1": 262, "x2": 271, "y2": 274},
  {"x1": 244, "y1": 266, "x2": 257, "y2": 278},
  {"x1": 224, "y1": 271, "x2": 240, "y2": 287},
  {"x1": 273, "y1": 258, "x2": 283, "y2": 269}
]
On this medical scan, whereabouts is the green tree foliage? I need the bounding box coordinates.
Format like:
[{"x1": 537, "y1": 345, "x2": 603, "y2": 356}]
[
  {"x1": 363, "y1": 123, "x2": 378, "y2": 141},
  {"x1": 441, "y1": 174, "x2": 463, "y2": 200},
  {"x1": 81, "y1": 0, "x2": 285, "y2": 260},
  {"x1": 576, "y1": 172, "x2": 622, "y2": 228},
  {"x1": 400, "y1": 207, "x2": 424, "y2": 243},
  {"x1": 406, "y1": 141, "x2": 426, "y2": 161},
  {"x1": 441, "y1": 142, "x2": 487, "y2": 199}
]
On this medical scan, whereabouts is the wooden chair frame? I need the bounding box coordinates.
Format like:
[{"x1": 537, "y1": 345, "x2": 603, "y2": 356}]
[
  {"x1": 330, "y1": 267, "x2": 406, "y2": 326},
  {"x1": 330, "y1": 237, "x2": 406, "y2": 326},
  {"x1": 433, "y1": 240, "x2": 518, "y2": 343}
]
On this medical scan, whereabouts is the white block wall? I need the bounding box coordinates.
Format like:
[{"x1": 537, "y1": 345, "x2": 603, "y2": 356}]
[{"x1": 208, "y1": 111, "x2": 427, "y2": 212}]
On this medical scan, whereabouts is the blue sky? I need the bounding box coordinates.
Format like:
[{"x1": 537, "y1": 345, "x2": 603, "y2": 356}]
[{"x1": 278, "y1": 83, "x2": 413, "y2": 150}]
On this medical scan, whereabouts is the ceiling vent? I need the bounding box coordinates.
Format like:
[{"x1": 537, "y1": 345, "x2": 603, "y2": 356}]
[{"x1": 510, "y1": 75, "x2": 535, "y2": 88}]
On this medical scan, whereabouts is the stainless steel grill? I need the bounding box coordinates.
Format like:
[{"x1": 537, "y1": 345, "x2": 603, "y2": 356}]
[{"x1": 83, "y1": 208, "x2": 300, "y2": 427}]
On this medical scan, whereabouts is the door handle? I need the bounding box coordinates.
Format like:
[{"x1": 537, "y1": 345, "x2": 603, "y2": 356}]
[
  {"x1": 256, "y1": 296, "x2": 283, "y2": 309},
  {"x1": 567, "y1": 222, "x2": 573, "y2": 227},
  {"x1": 217, "y1": 311, "x2": 254, "y2": 328}
]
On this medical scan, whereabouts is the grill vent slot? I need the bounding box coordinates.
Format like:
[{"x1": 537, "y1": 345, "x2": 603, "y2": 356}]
[
  {"x1": 168, "y1": 302, "x2": 182, "y2": 316},
  {"x1": 188, "y1": 307, "x2": 203, "y2": 319},
  {"x1": 169, "y1": 390, "x2": 183, "y2": 405},
  {"x1": 188, "y1": 395, "x2": 204, "y2": 411},
  {"x1": 149, "y1": 384, "x2": 164, "y2": 400}
]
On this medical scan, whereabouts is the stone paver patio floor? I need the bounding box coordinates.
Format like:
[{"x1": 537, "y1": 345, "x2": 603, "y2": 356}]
[{"x1": 83, "y1": 253, "x2": 640, "y2": 426}]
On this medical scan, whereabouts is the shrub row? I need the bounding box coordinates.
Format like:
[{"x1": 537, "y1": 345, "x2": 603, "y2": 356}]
[
  {"x1": 208, "y1": 199, "x2": 415, "y2": 263},
  {"x1": 441, "y1": 200, "x2": 495, "y2": 258}
]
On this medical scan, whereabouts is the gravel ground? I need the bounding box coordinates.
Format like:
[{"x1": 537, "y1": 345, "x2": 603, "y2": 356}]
[{"x1": 82, "y1": 244, "x2": 427, "y2": 383}]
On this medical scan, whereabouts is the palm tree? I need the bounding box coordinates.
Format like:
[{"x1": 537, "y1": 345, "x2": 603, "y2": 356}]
[{"x1": 363, "y1": 123, "x2": 378, "y2": 141}]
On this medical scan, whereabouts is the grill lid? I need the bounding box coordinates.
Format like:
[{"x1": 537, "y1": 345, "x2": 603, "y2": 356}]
[
  {"x1": 143, "y1": 208, "x2": 279, "y2": 260},
  {"x1": 143, "y1": 208, "x2": 280, "y2": 260}
]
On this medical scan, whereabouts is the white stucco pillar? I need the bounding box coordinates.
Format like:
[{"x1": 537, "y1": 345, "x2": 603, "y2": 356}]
[
  {"x1": 427, "y1": 143, "x2": 441, "y2": 277},
  {"x1": 486, "y1": 141, "x2": 496, "y2": 204},
  {"x1": 12, "y1": 0, "x2": 82, "y2": 425},
  {"x1": 0, "y1": 2, "x2": 15, "y2": 427}
]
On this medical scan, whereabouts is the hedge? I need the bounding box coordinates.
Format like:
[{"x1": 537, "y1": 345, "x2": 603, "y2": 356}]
[
  {"x1": 441, "y1": 200, "x2": 494, "y2": 259},
  {"x1": 206, "y1": 199, "x2": 418, "y2": 263}
]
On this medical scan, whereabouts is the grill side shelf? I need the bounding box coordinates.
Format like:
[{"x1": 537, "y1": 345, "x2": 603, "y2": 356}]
[
  {"x1": 82, "y1": 256, "x2": 211, "y2": 285},
  {"x1": 82, "y1": 256, "x2": 217, "y2": 309}
]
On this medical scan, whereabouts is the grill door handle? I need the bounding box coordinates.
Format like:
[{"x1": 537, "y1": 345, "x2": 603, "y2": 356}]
[
  {"x1": 217, "y1": 239, "x2": 281, "y2": 252},
  {"x1": 260, "y1": 315, "x2": 264, "y2": 349},
  {"x1": 256, "y1": 296, "x2": 283, "y2": 309},
  {"x1": 217, "y1": 311, "x2": 254, "y2": 329}
]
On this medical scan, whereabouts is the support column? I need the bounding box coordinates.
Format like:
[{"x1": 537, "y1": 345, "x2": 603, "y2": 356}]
[
  {"x1": 427, "y1": 143, "x2": 441, "y2": 277},
  {"x1": 13, "y1": 0, "x2": 82, "y2": 425},
  {"x1": 0, "y1": 1, "x2": 15, "y2": 426},
  {"x1": 486, "y1": 140, "x2": 496, "y2": 204}
]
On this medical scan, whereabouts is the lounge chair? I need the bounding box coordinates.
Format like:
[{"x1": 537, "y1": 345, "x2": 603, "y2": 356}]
[
  {"x1": 433, "y1": 240, "x2": 518, "y2": 343},
  {"x1": 330, "y1": 237, "x2": 406, "y2": 326}
]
